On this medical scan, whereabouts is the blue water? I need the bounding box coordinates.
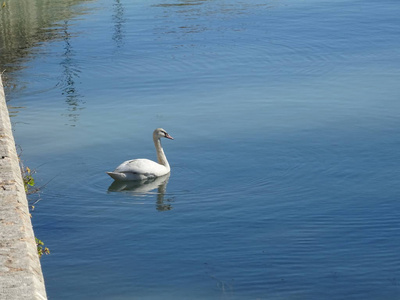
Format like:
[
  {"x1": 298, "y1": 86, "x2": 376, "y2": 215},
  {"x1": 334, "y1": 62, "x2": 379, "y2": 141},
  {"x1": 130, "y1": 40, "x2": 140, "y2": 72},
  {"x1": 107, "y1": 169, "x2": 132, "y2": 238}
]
[{"x1": 5, "y1": 0, "x2": 400, "y2": 299}]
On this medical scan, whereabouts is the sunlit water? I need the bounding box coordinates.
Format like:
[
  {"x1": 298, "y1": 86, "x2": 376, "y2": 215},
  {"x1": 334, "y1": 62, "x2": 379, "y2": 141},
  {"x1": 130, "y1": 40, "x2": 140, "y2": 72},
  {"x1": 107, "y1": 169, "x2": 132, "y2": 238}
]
[{"x1": 3, "y1": 0, "x2": 400, "y2": 299}]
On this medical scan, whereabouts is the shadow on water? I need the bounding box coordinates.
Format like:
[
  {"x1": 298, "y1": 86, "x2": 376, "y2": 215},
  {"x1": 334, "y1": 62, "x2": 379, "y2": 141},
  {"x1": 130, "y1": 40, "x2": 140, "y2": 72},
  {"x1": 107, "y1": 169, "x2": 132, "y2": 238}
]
[{"x1": 108, "y1": 174, "x2": 174, "y2": 211}]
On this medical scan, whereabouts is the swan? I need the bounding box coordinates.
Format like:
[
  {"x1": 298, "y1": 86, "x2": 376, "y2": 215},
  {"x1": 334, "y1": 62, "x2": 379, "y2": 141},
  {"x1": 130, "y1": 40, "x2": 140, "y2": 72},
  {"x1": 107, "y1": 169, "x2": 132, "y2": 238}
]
[{"x1": 107, "y1": 128, "x2": 174, "y2": 181}]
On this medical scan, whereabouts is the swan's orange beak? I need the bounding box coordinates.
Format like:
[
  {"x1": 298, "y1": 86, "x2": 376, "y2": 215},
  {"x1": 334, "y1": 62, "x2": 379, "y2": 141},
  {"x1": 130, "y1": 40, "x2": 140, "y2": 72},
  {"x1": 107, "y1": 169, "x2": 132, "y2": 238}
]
[{"x1": 165, "y1": 133, "x2": 174, "y2": 140}]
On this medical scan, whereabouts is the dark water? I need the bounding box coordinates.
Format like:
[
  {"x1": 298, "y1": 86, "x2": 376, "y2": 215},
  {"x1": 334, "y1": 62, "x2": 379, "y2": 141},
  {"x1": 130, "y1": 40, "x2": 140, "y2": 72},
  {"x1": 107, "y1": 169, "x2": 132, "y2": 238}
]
[{"x1": 2, "y1": 0, "x2": 400, "y2": 299}]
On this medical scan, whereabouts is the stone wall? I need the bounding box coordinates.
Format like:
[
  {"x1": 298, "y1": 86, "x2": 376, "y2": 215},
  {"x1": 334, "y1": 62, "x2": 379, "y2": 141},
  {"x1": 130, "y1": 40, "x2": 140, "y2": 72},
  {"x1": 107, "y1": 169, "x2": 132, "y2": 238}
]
[{"x1": 0, "y1": 75, "x2": 47, "y2": 300}]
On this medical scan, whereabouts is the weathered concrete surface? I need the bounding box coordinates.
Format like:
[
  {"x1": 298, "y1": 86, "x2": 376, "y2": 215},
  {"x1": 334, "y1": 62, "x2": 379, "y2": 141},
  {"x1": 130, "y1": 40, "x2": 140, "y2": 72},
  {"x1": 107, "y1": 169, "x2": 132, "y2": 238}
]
[{"x1": 0, "y1": 76, "x2": 47, "y2": 299}]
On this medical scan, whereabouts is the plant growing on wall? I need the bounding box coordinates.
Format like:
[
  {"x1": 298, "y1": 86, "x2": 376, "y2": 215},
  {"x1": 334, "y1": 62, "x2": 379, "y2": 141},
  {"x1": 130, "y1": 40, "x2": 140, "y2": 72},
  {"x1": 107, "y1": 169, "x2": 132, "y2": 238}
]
[
  {"x1": 35, "y1": 237, "x2": 50, "y2": 258},
  {"x1": 20, "y1": 161, "x2": 50, "y2": 258}
]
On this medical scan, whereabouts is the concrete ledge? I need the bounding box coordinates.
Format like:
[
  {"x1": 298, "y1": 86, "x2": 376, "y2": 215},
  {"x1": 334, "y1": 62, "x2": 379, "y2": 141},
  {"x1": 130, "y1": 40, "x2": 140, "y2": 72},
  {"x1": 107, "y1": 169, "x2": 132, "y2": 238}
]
[{"x1": 0, "y1": 75, "x2": 47, "y2": 299}]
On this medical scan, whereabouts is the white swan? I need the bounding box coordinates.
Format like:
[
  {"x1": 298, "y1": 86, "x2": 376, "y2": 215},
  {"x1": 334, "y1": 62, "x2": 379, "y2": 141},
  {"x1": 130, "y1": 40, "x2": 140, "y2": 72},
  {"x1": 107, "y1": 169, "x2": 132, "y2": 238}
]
[{"x1": 107, "y1": 128, "x2": 174, "y2": 181}]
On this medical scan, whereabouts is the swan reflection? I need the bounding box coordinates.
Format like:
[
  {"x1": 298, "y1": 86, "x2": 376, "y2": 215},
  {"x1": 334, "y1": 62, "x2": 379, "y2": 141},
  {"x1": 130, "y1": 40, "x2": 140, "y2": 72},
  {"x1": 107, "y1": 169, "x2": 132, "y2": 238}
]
[{"x1": 108, "y1": 174, "x2": 173, "y2": 211}]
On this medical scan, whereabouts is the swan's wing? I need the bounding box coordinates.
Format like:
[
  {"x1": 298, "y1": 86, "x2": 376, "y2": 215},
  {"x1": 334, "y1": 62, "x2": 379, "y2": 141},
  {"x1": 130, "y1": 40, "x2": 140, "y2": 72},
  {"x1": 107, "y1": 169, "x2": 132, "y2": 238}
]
[{"x1": 113, "y1": 159, "x2": 167, "y2": 177}]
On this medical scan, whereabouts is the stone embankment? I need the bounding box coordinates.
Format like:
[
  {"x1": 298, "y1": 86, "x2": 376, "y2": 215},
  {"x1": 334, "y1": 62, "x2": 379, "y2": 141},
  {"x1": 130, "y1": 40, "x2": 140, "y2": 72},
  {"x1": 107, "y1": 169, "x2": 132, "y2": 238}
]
[{"x1": 0, "y1": 76, "x2": 47, "y2": 299}]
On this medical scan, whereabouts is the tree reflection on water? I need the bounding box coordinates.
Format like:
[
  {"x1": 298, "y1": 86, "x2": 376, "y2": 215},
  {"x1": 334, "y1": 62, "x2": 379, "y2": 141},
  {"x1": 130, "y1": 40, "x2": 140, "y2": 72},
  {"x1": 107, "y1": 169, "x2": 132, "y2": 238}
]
[
  {"x1": 0, "y1": 0, "x2": 90, "y2": 125},
  {"x1": 58, "y1": 20, "x2": 84, "y2": 126}
]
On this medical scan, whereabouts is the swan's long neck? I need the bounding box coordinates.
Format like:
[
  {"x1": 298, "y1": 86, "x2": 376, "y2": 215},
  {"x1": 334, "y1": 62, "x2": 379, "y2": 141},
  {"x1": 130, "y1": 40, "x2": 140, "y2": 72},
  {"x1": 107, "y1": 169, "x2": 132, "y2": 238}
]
[{"x1": 154, "y1": 136, "x2": 170, "y2": 171}]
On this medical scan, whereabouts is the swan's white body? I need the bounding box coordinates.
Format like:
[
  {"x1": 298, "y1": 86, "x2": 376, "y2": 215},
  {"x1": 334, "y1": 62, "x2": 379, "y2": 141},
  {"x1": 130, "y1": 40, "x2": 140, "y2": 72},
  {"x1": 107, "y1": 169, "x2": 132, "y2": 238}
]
[{"x1": 107, "y1": 128, "x2": 173, "y2": 181}]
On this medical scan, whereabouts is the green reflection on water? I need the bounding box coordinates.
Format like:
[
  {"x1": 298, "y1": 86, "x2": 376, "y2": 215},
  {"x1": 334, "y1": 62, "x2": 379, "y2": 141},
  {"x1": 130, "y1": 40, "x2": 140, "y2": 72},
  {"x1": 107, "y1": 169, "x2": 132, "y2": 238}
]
[{"x1": 0, "y1": 0, "x2": 91, "y2": 95}]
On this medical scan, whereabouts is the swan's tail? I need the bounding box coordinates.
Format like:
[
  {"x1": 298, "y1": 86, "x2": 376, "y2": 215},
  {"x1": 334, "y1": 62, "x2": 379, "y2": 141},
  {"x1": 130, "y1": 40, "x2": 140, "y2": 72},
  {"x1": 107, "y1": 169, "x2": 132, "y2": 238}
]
[{"x1": 107, "y1": 172, "x2": 129, "y2": 181}]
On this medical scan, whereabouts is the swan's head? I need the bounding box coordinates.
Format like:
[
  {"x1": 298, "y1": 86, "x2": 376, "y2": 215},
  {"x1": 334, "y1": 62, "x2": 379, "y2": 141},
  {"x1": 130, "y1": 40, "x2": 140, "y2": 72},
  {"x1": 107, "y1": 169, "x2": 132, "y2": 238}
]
[{"x1": 154, "y1": 128, "x2": 174, "y2": 140}]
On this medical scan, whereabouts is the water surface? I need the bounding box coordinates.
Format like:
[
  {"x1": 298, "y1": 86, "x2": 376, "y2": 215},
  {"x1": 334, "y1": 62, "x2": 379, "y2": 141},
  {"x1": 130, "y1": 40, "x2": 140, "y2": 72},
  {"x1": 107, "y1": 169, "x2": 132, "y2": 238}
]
[{"x1": 2, "y1": 0, "x2": 400, "y2": 299}]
